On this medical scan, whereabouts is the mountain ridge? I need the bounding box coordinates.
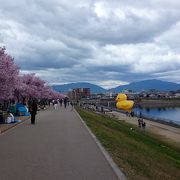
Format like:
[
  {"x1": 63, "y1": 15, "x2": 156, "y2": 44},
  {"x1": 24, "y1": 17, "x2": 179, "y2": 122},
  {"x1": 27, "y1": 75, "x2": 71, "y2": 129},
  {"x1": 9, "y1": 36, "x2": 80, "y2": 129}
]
[
  {"x1": 110, "y1": 79, "x2": 180, "y2": 92},
  {"x1": 52, "y1": 79, "x2": 180, "y2": 93},
  {"x1": 52, "y1": 82, "x2": 106, "y2": 93}
]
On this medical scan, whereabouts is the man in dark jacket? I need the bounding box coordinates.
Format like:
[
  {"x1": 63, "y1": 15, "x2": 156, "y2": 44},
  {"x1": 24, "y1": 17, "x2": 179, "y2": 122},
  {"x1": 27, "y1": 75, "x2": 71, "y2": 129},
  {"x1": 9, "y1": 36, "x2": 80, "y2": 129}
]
[{"x1": 29, "y1": 100, "x2": 38, "y2": 124}]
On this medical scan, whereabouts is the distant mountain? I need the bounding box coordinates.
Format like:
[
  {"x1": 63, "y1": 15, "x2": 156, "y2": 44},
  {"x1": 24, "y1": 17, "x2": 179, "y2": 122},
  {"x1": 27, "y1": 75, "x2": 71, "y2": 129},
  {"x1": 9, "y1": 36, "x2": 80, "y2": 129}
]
[
  {"x1": 52, "y1": 82, "x2": 106, "y2": 94},
  {"x1": 110, "y1": 79, "x2": 180, "y2": 92},
  {"x1": 52, "y1": 80, "x2": 180, "y2": 94}
]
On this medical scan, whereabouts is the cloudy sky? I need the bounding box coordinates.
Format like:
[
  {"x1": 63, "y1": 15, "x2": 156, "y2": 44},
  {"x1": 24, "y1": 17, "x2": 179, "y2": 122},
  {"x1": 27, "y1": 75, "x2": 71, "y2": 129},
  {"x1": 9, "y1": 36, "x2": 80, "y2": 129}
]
[{"x1": 1, "y1": 0, "x2": 180, "y2": 89}]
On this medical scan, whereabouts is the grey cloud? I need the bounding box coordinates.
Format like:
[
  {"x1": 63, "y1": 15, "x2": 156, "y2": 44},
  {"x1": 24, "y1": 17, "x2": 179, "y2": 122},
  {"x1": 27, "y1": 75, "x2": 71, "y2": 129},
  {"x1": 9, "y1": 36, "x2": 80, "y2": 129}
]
[
  {"x1": 86, "y1": 64, "x2": 129, "y2": 75},
  {"x1": 1, "y1": 0, "x2": 180, "y2": 88},
  {"x1": 2, "y1": 0, "x2": 177, "y2": 45}
]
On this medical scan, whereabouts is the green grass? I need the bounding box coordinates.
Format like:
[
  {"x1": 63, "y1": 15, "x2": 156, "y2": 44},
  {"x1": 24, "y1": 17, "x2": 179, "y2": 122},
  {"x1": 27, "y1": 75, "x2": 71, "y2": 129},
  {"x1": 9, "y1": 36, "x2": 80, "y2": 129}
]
[{"x1": 76, "y1": 107, "x2": 180, "y2": 180}]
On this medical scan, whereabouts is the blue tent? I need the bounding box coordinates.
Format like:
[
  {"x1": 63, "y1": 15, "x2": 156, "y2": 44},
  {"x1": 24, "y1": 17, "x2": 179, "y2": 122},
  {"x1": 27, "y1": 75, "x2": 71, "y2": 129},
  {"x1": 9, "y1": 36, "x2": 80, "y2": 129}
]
[{"x1": 16, "y1": 103, "x2": 30, "y2": 116}]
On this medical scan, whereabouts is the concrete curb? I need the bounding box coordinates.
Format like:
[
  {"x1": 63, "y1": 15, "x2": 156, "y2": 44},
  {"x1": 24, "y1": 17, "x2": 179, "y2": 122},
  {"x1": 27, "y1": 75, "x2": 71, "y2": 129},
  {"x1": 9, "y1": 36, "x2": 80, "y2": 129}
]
[{"x1": 74, "y1": 109, "x2": 127, "y2": 180}]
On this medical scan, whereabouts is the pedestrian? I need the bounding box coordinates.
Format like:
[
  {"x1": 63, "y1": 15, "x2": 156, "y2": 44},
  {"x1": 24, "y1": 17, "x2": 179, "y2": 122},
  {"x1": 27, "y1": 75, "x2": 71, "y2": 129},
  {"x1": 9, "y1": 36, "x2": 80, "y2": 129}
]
[
  {"x1": 138, "y1": 118, "x2": 141, "y2": 128},
  {"x1": 59, "y1": 99, "x2": 63, "y2": 107},
  {"x1": 64, "y1": 97, "x2": 67, "y2": 108},
  {"x1": 130, "y1": 111, "x2": 134, "y2": 117},
  {"x1": 29, "y1": 100, "x2": 38, "y2": 125},
  {"x1": 70, "y1": 101, "x2": 74, "y2": 111},
  {"x1": 142, "y1": 121, "x2": 146, "y2": 129},
  {"x1": 141, "y1": 118, "x2": 144, "y2": 127},
  {"x1": 53, "y1": 100, "x2": 58, "y2": 110}
]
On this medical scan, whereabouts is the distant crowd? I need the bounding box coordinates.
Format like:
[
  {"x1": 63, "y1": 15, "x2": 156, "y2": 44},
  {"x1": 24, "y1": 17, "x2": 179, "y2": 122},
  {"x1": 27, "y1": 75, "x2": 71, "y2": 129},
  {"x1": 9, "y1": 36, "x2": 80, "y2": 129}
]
[
  {"x1": 0, "y1": 98, "x2": 76, "y2": 125},
  {"x1": 52, "y1": 98, "x2": 74, "y2": 111}
]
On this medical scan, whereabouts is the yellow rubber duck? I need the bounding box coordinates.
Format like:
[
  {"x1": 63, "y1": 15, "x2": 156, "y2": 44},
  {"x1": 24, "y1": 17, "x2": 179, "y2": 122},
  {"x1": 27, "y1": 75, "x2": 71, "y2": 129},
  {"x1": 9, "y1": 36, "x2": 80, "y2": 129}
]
[{"x1": 116, "y1": 93, "x2": 134, "y2": 112}]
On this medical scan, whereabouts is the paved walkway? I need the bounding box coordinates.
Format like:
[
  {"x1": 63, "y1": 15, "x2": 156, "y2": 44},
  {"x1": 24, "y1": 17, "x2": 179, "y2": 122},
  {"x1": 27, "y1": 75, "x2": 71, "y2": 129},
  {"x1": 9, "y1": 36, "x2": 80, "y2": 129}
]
[{"x1": 0, "y1": 106, "x2": 123, "y2": 180}]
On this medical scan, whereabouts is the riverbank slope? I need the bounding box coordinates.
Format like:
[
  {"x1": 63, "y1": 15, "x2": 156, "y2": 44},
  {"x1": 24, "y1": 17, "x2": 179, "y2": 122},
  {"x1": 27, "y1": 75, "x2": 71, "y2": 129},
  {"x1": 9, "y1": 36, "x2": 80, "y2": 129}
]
[
  {"x1": 108, "y1": 111, "x2": 180, "y2": 145},
  {"x1": 76, "y1": 107, "x2": 180, "y2": 179}
]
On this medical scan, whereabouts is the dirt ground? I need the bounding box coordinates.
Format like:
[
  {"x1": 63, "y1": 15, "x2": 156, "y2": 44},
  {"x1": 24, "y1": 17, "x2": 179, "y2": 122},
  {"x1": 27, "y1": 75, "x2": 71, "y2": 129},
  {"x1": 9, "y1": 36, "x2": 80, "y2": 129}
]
[
  {"x1": 0, "y1": 116, "x2": 30, "y2": 134},
  {"x1": 107, "y1": 111, "x2": 180, "y2": 145}
]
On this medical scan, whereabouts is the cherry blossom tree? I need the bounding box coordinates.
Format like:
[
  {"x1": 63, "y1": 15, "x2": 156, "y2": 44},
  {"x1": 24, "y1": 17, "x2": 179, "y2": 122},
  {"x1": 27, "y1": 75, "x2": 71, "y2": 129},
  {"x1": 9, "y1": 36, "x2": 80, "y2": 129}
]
[
  {"x1": 0, "y1": 47, "x2": 19, "y2": 100},
  {"x1": 16, "y1": 73, "x2": 44, "y2": 100},
  {"x1": 17, "y1": 73, "x2": 65, "y2": 101},
  {"x1": 0, "y1": 47, "x2": 65, "y2": 103}
]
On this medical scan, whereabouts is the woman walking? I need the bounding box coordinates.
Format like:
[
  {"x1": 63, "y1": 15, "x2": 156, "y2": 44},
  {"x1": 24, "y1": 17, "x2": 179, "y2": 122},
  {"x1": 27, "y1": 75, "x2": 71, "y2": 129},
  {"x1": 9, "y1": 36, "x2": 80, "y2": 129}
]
[{"x1": 29, "y1": 100, "x2": 38, "y2": 124}]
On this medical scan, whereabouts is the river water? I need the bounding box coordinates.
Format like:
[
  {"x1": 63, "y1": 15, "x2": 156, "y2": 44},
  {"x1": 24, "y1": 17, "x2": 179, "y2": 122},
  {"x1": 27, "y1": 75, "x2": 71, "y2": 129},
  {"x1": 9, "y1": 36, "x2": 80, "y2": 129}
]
[{"x1": 133, "y1": 107, "x2": 180, "y2": 125}]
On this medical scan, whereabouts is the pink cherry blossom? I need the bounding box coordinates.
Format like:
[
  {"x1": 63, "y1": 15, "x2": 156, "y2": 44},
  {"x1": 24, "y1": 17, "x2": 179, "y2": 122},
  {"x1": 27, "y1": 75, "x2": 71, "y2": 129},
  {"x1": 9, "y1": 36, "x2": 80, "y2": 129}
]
[
  {"x1": 0, "y1": 47, "x2": 65, "y2": 101},
  {"x1": 0, "y1": 47, "x2": 19, "y2": 100}
]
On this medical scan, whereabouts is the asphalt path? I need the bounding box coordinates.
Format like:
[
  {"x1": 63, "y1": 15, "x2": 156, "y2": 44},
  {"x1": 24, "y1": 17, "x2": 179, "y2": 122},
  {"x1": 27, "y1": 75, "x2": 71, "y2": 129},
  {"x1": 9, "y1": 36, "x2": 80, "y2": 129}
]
[{"x1": 0, "y1": 106, "x2": 121, "y2": 180}]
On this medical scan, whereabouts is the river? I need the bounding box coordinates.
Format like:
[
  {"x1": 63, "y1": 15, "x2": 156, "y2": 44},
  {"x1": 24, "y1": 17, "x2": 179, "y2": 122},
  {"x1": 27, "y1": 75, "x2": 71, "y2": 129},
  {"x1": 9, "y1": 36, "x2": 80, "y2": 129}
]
[{"x1": 133, "y1": 107, "x2": 180, "y2": 125}]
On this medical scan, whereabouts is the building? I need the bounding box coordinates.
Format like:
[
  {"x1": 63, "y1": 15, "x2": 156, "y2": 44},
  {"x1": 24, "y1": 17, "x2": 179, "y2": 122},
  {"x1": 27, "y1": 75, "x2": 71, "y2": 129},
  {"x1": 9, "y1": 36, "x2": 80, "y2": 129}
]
[{"x1": 68, "y1": 88, "x2": 90, "y2": 100}]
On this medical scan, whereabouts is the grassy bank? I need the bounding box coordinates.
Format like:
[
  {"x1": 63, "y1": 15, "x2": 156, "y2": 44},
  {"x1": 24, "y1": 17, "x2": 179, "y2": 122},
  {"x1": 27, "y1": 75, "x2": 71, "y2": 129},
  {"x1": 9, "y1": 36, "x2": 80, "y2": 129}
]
[{"x1": 76, "y1": 107, "x2": 180, "y2": 180}]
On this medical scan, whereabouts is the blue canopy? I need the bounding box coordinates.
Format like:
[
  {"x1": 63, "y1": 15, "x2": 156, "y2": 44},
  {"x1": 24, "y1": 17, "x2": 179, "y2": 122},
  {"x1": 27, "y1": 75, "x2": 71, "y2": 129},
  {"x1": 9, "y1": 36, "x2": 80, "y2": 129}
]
[{"x1": 16, "y1": 103, "x2": 30, "y2": 116}]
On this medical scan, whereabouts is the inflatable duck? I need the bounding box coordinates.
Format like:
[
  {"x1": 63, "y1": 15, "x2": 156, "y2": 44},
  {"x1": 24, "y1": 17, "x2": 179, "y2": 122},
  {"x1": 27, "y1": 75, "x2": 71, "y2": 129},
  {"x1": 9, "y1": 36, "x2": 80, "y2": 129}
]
[{"x1": 116, "y1": 93, "x2": 134, "y2": 112}]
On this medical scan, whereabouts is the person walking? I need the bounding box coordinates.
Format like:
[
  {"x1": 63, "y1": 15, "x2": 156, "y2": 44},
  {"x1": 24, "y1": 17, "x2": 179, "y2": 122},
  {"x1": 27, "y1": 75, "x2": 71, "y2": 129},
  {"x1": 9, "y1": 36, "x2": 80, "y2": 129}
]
[
  {"x1": 142, "y1": 121, "x2": 146, "y2": 129},
  {"x1": 70, "y1": 101, "x2": 74, "y2": 111},
  {"x1": 59, "y1": 99, "x2": 63, "y2": 107},
  {"x1": 138, "y1": 118, "x2": 141, "y2": 128},
  {"x1": 29, "y1": 100, "x2": 38, "y2": 125},
  {"x1": 53, "y1": 100, "x2": 58, "y2": 110},
  {"x1": 64, "y1": 98, "x2": 67, "y2": 108}
]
